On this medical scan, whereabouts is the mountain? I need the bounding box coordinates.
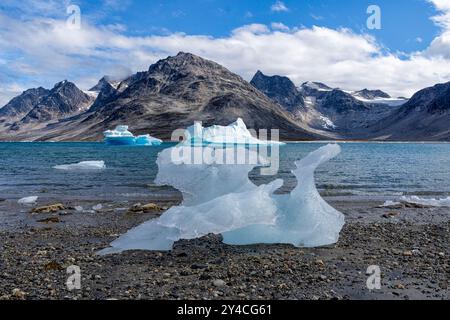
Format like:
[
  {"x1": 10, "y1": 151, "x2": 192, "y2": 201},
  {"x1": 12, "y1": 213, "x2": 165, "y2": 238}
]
[
  {"x1": 89, "y1": 77, "x2": 119, "y2": 111},
  {"x1": 0, "y1": 87, "x2": 50, "y2": 122},
  {"x1": 89, "y1": 76, "x2": 120, "y2": 92},
  {"x1": 1, "y1": 52, "x2": 447, "y2": 142},
  {"x1": 302, "y1": 88, "x2": 397, "y2": 133},
  {"x1": 353, "y1": 89, "x2": 390, "y2": 100},
  {"x1": 251, "y1": 73, "x2": 398, "y2": 135},
  {"x1": 0, "y1": 53, "x2": 321, "y2": 141},
  {"x1": 17, "y1": 80, "x2": 94, "y2": 125},
  {"x1": 299, "y1": 81, "x2": 333, "y2": 96},
  {"x1": 369, "y1": 82, "x2": 450, "y2": 140},
  {"x1": 250, "y1": 71, "x2": 304, "y2": 113}
]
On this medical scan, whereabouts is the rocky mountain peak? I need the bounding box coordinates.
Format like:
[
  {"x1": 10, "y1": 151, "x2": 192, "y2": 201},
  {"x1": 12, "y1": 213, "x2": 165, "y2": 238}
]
[
  {"x1": 89, "y1": 76, "x2": 120, "y2": 92},
  {"x1": 301, "y1": 81, "x2": 332, "y2": 91},
  {"x1": 0, "y1": 87, "x2": 50, "y2": 120},
  {"x1": 148, "y1": 52, "x2": 234, "y2": 79},
  {"x1": 18, "y1": 80, "x2": 94, "y2": 124},
  {"x1": 250, "y1": 70, "x2": 304, "y2": 112},
  {"x1": 354, "y1": 88, "x2": 391, "y2": 99}
]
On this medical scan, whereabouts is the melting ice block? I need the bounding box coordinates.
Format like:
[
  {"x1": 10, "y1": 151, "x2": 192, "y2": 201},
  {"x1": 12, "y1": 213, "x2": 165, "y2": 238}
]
[
  {"x1": 185, "y1": 118, "x2": 284, "y2": 146},
  {"x1": 104, "y1": 125, "x2": 162, "y2": 146},
  {"x1": 98, "y1": 144, "x2": 344, "y2": 254}
]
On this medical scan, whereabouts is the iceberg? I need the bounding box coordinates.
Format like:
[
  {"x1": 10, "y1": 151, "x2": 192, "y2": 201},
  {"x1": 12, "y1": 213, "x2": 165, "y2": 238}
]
[
  {"x1": 99, "y1": 144, "x2": 344, "y2": 254},
  {"x1": 184, "y1": 118, "x2": 284, "y2": 146},
  {"x1": 104, "y1": 125, "x2": 162, "y2": 146},
  {"x1": 53, "y1": 161, "x2": 106, "y2": 171},
  {"x1": 222, "y1": 144, "x2": 344, "y2": 247}
]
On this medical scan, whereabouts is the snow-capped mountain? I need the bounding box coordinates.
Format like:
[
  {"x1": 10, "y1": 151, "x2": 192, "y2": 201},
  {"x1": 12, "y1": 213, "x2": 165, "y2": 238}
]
[
  {"x1": 251, "y1": 72, "x2": 401, "y2": 134},
  {"x1": 351, "y1": 89, "x2": 408, "y2": 107}
]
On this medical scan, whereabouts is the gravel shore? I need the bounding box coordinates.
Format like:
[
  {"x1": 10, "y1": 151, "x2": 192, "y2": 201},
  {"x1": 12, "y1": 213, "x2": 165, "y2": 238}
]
[{"x1": 0, "y1": 199, "x2": 449, "y2": 300}]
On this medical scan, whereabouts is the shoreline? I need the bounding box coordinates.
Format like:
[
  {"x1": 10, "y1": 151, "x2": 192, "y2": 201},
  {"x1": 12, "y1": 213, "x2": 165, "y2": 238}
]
[{"x1": 0, "y1": 199, "x2": 448, "y2": 300}]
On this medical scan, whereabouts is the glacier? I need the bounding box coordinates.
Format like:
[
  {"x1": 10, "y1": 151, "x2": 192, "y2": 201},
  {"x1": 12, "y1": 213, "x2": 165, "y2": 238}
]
[
  {"x1": 184, "y1": 118, "x2": 284, "y2": 146},
  {"x1": 53, "y1": 161, "x2": 106, "y2": 171},
  {"x1": 104, "y1": 125, "x2": 162, "y2": 146},
  {"x1": 99, "y1": 143, "x2": 344, "y2": 254}
]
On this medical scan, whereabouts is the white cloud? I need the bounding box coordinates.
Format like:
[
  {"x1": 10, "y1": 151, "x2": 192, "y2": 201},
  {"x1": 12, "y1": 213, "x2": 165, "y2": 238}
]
[
  {"x1": 271, "y1": 22, "x2": 290, "y2": 31},
  {"x1": 271, "y1": 1, "x2": 289, "y2": 12},
  {"x1": 424, "y1": 0, "x2": 450, "y2": 58},
  {"x1": 3, "y1": 1, "x2": 450, "y2": 105},
  {"x1": 0, "y1": 83, "x2": 28, "y2": 107}
]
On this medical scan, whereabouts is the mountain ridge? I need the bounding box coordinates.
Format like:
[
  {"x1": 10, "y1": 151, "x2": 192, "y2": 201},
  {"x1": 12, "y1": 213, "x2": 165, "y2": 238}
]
[{"x1": 0, "y1": 52, "x2": 448, "y2": 141}]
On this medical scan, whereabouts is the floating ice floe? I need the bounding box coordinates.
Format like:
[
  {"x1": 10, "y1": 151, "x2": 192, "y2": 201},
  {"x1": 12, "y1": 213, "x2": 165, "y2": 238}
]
[
  {"x1": 184, "y1": 118, "x2": 285, "y2": 146},
  {"x1": 53, "y1": 161, "x2": 106, "y2": 171},
  {"x1": 18, "y1": 196, "x2": 38, "y2": 205},
  {"x1": 104, "y1": 125, "x2": 162, "y2": 146},
  {"x1": 99, "y1": 144, "x2": 344, "y2": 254}
]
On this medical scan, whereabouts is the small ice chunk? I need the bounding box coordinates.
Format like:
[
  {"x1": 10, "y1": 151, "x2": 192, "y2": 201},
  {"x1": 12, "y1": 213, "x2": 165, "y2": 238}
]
[
  {"x1": 74, "y1": 206, "x2": 83, "y2": 212},
  {"x1": 18, "y1": 196, "x2": 38, "y2": 205},
  {"x1": 92, "y1": 204, "x2": 103, "y2": 211},
  {"x1": 53, "y1": 161, "x2": 106, "y2": 171},
  {"x1": 380, "y1": 200, "x2": 402, "y2": 207},
  {"x1": 400, "y1": 196, "x2": 450, "y2": 207}
]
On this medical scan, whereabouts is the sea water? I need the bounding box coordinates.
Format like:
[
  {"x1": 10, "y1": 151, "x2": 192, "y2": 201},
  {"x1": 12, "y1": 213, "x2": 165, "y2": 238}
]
[{"x1": 0, "y1": 142, "x2": 449, "y2": 204}]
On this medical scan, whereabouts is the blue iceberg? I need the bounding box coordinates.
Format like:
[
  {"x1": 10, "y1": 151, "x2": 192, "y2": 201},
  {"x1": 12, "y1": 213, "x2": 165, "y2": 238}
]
[{"x1": 104, "y1": 125, "x2": 162, "y2": 146}]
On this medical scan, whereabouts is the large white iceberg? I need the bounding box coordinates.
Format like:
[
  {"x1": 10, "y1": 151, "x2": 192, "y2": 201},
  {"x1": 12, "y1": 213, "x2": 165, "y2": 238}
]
[
  {"x1": 104, "y1": 125, "x2": 162, "y2": 146},
  {"x1": 184, "y1": 118, "x2": 284, "y2": 146},
  {"x1": 99, "y1": 144, "x2": 344, "y2": 254}
]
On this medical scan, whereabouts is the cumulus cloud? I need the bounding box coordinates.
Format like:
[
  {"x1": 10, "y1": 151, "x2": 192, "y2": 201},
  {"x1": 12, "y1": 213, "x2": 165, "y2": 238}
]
[
  {"x1": 271, "y1": 22, "x2": 290, "y2": 31},
  {"x1": 3, "y1": 1, "x2": 450, "y2": 105},
  {"x1": 424, "y1": 0, "x2": 450, "y2": 58},
  {"x1": 271, "y1": 1, "x2": 289, "y2": 12}
]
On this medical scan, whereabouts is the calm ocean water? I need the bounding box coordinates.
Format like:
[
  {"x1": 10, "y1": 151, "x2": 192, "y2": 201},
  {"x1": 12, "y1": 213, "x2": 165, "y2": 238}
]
[{"x1": 0, "y1": 142, "x2": 449, "y2": 203}]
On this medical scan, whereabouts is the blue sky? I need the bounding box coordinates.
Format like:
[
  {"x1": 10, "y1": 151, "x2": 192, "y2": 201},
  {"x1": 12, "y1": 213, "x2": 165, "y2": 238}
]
[
  {"x1": 1, "y1": 0, "x2": 450, "y2": 105},
  {"x1": 82, "y1": 0, "x2": 438, "y2": 53}
]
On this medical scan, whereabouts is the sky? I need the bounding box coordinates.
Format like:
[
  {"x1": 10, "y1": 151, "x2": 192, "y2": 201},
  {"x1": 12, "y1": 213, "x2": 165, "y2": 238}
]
[{"x1": 1, "y1": 0, "x2": 450, "y2": 105}]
